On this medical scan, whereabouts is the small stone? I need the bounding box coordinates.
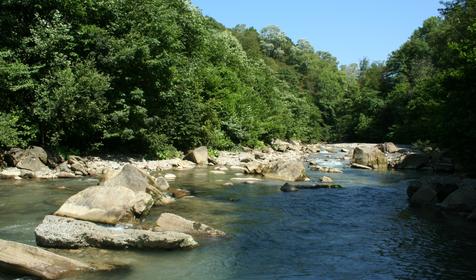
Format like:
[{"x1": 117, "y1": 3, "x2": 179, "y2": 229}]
[
  {"x1": 280, "y1": 183, "x2": 299, "y2": 192},
  {"x1": 58, "y1": 171, "x2": 76, "y2": 178},
  {"x1": 351, "y1": 163, "x2": 372, "y2": 170},
  {"x1": 230, "y1": 177, "x2": 262, "y2": 182},
  {"x1": 320, "y1": 176, "x2": 333, "y2": 183},
  {"x1": 214, "y1": 166, "x2": 228, "y2": 171},
  {"x1": 229, "y1": 166, "x2": 246, "y2": 171},
  {"x1": 164, "y1": 173, "x2": 176, "y2": 180}
]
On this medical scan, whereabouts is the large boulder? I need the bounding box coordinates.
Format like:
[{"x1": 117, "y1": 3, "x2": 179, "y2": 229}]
[
  {"x1": 5, "y1": 146, "x2": 48, "y2": 167},
  {"x1": 410, "y1": 186, "x2": 437, "y2": 207},
  {"x1": 102, "y1": 164, "x2": 170, "y2": 205},
  {"x1": 55, "y1": 186, "x2": 153, "y2": 224},
  {"x1": 68, "y1": 156, "x2": 89, "y2": 176},
  {"x1": 352, "y1": 146, "x2": 387, "y2": 169},
  {"x1": 0, "y1": 239, "x2": 92, "y2": 279},
  {"x1": 262, "y1": 160, "x2": 307, "y2": 181},
  {"x1": 397, "y1": 153, "x2": 430, "y2": 169},
  {"x1": 244, "y1": 161, "x2": 264, "y2": 175},
  {"x1": 183, "y1": 146, "x2": 208, "y2": 165},
  {"x1": 378, "y1": 142, "x2": 399, "y2": 153},
  {"x1": 155, "y1": 213, "x2": 225, "y2": 237},
  {"x1": 17, "y1": 156, "x2": 50, "y2": 173},
  {"x1": 407, "y1": 180, "x2": 423, "y2": 198},
  {"x1": 35, "y1": 215, "x2": 198, "y2": 250},
  {"x1": 440, "y1": 186, "x2": 476, "y2": 212},
  {"x1": 2, "y1": 147, "x2": 63, "y2": 178}
]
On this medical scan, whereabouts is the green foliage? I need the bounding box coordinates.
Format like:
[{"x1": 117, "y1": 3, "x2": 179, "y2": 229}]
[
  {"x1": 0, "y1": 113, "x2": 30, "y2": 148},
  {"x1": 34, "y1": 61, "x2": 110, "y2": 149},
  {"x1": 144, "y1": 133, "x2": 182, "y2": 160},
  {"x1": 0, "y1": 0, "x2": 474, "y2": 172}
]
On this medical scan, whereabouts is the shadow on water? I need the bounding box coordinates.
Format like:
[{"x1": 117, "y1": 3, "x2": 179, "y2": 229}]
[{"x1": 1, "y1": 154, "x2": 476, "y2": 279}]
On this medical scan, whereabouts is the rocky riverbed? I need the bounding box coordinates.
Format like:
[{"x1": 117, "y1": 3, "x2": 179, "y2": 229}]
[{"x1": 0, "y1": 140, "x2": 472, "y2": 279}]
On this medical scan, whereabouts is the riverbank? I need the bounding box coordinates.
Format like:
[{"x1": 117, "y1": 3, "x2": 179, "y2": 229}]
[
  {"x1": 0, "y1": 140, "x2": 454, "y2": 181},
  {"x1": 0, "y1": 141, "x2": 472, "y2": 279}
]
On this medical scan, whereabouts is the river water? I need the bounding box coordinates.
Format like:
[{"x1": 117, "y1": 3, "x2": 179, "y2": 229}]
[{"x1": 1, "y1": 151, "x2": 476, "y2": 280}]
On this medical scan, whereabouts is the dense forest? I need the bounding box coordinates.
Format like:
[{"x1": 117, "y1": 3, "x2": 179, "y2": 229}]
[{"x1": 0, "y1": 0, "x2": 475, "y2": 166}]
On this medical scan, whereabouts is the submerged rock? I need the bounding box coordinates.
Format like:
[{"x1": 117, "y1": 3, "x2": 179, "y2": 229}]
[
  {"x1": 184, "y1": 146, "x2": 208, "y2": 165},
  {"x1": 281, "y1": 182, "x2": 342, "y2": 192},
  {"x1": 155, "y1": 213, "x2": 225, "y2": 237},
  {"x1": 0, "y1": 238, "x2": 92, "y2": 279},
  {"x1": 280, "y1": 183, "x2": 299, "y2": 192},
  {"x1": 170, "y1": 188, "x2": 191, "y2": 199},
  {"x1": 262, "y1": 160, "x2": 306, "y2": 181},
  {"x1": 54, "y1": 186, "x2": 152, "y2": 224},
  {"x1": 35, "y1": 215, "x2": 198, "y2": 249},
  {"x1": 352, "y1": 146, "x2": 387, "y2": 170}
]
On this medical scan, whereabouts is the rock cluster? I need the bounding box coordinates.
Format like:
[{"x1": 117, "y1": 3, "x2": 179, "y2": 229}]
[
  {"x1": 8, "y1": 162, "x2": 226, "y2": 278},
  {"x1": 406, "y1": 176, "x2": 476, "y2": 221}
]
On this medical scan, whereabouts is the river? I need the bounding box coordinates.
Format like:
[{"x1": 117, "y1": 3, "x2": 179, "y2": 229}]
[{"x1": 1, "y1": 150, "x2": 476, "y2": 279}]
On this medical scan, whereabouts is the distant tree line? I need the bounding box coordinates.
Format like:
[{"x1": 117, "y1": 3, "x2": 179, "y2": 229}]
[{"x1": 0, "y1": 0, "x2": 474, "y2": 166}]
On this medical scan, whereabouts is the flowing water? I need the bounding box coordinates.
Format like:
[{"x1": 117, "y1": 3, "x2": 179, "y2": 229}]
[{"x1": 1, "y1": 151, "x2": 476, "y2": 280}]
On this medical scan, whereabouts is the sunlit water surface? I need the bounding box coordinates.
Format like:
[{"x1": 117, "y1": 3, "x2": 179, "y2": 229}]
[{"x1": 1, "y1": 151, "x2": 476, "y2": 280}]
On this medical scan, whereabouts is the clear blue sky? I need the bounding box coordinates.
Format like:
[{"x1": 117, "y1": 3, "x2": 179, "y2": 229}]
[{"x1": 190, "y1": 0, "x2": 443, "y2": 65}]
